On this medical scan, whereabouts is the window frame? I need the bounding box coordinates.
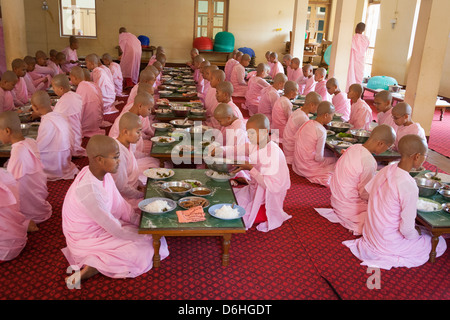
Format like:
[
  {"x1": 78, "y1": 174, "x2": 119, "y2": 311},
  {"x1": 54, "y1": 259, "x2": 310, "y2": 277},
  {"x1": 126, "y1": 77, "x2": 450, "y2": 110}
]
[
  {"x1": 193, "y1": 0, "x2": 229, "y2": 40},
  {"x1": 58, "y1": 0, "x2": 98, "y2": 39}
]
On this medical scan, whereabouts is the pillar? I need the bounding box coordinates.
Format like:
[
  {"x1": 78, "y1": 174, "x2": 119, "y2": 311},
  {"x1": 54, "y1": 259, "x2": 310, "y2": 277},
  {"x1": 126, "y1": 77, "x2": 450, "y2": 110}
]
[
  {"x1": 0, "y1": 0, "x2": 27, "y2": 69},
  {"x1": 327, "y1": 0, "x2": 358, "y2": 92},
  {"x1": 404, "y1": 0, "x2": 450, "y2": 136},
  {"x1": 290, "y1": 0, "x2": 309, "y2": 64}
]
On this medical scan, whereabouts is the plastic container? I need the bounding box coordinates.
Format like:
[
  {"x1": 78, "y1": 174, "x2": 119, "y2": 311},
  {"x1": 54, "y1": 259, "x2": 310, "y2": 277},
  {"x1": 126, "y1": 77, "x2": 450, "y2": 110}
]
[
  {"x1": 238, "y1": 47, "x2": 255, "y2": 58},
  {"x1": 193, "y1": 37, "x2": 213, "y2": 51},
  {"x1": 366, "y1": 76, "x2": 398, "y2": 91},
  {"x1": 138, "y1": 35, "x2": 150, "y2": 47},
  {"x1": 213, "y1": 31, "x2": 235, "y2": 52}
]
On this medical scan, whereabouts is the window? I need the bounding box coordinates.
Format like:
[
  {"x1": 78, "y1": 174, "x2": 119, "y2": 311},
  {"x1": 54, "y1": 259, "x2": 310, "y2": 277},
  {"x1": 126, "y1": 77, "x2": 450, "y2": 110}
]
[
  {"x1": 59, "y1": 0, "x2": 97, "y2": 38},
  {"x1": 306, "y1": 1, "x2": 331, "y2": 44},
  {"x1": 363, "y1": 2, "x2": 381, "y2": 77},
  {"x1": 194, "y1": 0, "x2": 228, "y2": 39}
]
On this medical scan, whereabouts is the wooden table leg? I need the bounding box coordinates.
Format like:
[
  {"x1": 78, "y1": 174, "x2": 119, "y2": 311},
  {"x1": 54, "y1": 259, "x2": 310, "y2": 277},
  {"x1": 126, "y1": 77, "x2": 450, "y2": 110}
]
[
  {"x1": 159, "y1": 158, "x2": 165, "y2": 168},
  {"x1": 429, "y1": 234, "x2": 440, "y2": 263},
  {"x1": 153, "y1": 235, "x2": 162, "y2": 268},
  {"x1": 222, "y1": 234, "x2": 232, "y2": 267},
  {"x1": 440, "y1": 108, "x2": 444, "y2": 121}
]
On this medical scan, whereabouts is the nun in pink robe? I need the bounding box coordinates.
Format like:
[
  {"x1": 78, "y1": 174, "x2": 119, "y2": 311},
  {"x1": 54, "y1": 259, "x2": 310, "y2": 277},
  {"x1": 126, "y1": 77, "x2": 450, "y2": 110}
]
[
  {"x1": 61, "y1": 166, "x2": 169, "y2": 278},
  {"x1": 108, "y1": 61, "x2": 124, "y2": 97},
  {"x1": 332, "y1": 92, "x2": 351, "y2": 122},
  {"x1": 348, "y1": 98, "x2": 373, "y2": 130},
  {"x1": 282, "y1": 108, "x2": 310, "y2": 164},
  {"x1": 343, "y1": 162, "x2": 447, "y2": 270},
  {"x1": 258, "y1": 86, "x2": 281, "y2": 123},
  {"x1": 244, "y1": 75, "x2": 270, "y2": 116},
  {"x1": 0, "y1": 169, "x2": 29, "y2": 262},
  {"x1": 314, "y1": 80, "x2": 331, "y2": 102},
  {"x1": 271, "y1": 96, "x2": 293, "y2": 143},
  {"x1": 12, "y1": 77, "x2": 29, "y2": 107},
  {"x1": 296, "y1": 75, "x2": 307, "y2": 95},
  {"x1": 37, "y1": 111, "x2": 79, "y2": 181},
  {"x1": 303, "y1": 76, "x2": 316, "y2": 96},
  {"x1": 230, "y1": 63, "x2": 248, "y2": 97},
  {"x1": 53, "y1": 91, "x2": 86, "y2": 157},
  {"x1": 111, "y1": 138, "x2": 145, "y2": 209},
  {"x1": 92, "y1": 66, "x2": 116, "y2": 114},
  {"x1": 377, "y1": 108, "x2": 398, "y2": 132},
  {"x1": 292, "y1": 120, "x2": 336, "y2": 186},
  {"x1": 232, "y1": 141, "x2": 292, "y2": 232},
  {"x1": 119, "y1": 31, "x2": 142, "y2": 85},
  {"x1": 7, "y1": 137, "x2": 52, "y2": 224},
  {"x1": 0, "y1": 87, "x2": 15, "y2": 112},
  {"x1": 346, "y1": 33, "x2": 370, "y2": 92},
  {"x1": 76, "y1": 80, "x2": 105, "y2": 137},
  {"x1": 394, "y1": 123, "x2": 427, "y2": 151},
  {"x1": 288, "y1": 67, "x2": 302, "y2": 82},
  {"x1": 270, "y1": 61, "x2": 284, "y2": 79},
  {"x1": 61, "y1": 46, "x2": 79, "y2": 73},
  {"x1": 24, "y1": 73, "x2": 44, "y2": 98},
  {"x1": 224, "y1": 58, "x2": 239, "y2": 81},
  {"x1": 315, "y1": 144, "x2": 377, "y2": 235}
]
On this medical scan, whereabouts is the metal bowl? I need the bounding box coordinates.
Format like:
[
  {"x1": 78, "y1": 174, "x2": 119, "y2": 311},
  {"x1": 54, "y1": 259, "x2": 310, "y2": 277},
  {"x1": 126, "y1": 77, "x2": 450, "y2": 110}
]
[
  {"x1": 415, "y1": 177, "x2": 442, "y2": 197},
  {"x1": 389, "y1": 85, "x2": 401, "y2": 93},
  {"x1": 178, "y1": 196, "x2": 210, "y2": 209},
  {"x1": 327, "y1": 121, "x2": 353, "y2": 133},
  {"x1": 156, "y1": 181, "x2": 192, "y2": 200},
  {"x1": 150, "y1": 136, "x2": 176, "y2": 146},
  {"x1": 171, "y1": 106, "x2": 190, "y2": 117},
  {"x1": 170, "y1": 119, "x2": 194, "y2": 128},
  {"x1": 21, "y1": 123, "x2": 31, "y2": 136},
  {"x1": 204, "y1": 157, "x2": 237, "y2": 173},
  {"x1": 190, "y1": 187, "x2": 212, "y2": 197},
  {"x1": 439, "y1": 187, "x2": 450, "y2": 201},
  {"x1": 138, "y1": 197, "x2": 177, "y2": 215},
  {"x1": 152, "y1": 122, "x2": 173, "y2": 132},
  {"x1": 349, "y1": 129, "x2": 371, "y2": 143}
]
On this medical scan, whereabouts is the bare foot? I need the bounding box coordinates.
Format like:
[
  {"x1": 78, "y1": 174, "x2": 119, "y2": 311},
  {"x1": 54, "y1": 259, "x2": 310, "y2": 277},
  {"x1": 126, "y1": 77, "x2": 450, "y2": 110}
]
[
  {"x1": 65, "y1": 265, "x2": 99, "y2": 287},
  {"x1": 27, "y1": 220, "x2": 39, "y2": 232}
]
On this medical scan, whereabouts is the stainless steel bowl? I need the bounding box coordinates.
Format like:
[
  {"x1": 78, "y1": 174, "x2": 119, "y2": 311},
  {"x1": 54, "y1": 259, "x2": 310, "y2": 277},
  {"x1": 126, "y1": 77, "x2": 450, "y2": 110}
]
[
  {"x1": 190, "y1": 187, "x2": 212, "y2": 197},
  {"x1": 171, "y1": 106, "x2": 190, "y2": 117},
  {"x1": 170, "y1": 119, "x2": 194, "y2": 128},
  {"x1": 21, "y1": 123, "x2": 31, "y2": 136},
  {"x1": 439, "y1": 188, "x2": 450, "y2": 201},
  {"x1": 349, "y1": 129, "x2": 371, "y2": 143},
  {"x1": 157, "y1": 181, "x2": 192, "y2": 200},
  {"x1": 389, "y1": 85, "x2": 401, "y2": 93},
  {"x1": 327, "y1": 121, "x2": 353, "y2": 133},
  {"x1": 204, "y1": 157, "x2": 238, "y2": 173},
  {"x1": 415, "y1": 177, "x2": 442, "y2": 197}
]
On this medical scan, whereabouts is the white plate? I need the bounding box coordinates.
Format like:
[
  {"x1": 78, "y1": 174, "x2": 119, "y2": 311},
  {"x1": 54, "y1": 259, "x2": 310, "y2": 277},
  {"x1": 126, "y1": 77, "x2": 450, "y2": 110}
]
[
  {"x1": 143, "y1": 168, "x2": 175, "y2": 180},
  {"x1": 424, "y1": 172, "x2": 450, "y2": 184},
  {"x1": 205, "y1": 169, "x2": 234, "y2": 182},
  {"x1": 139, "y1": 197, "x2": 177, "y2": 215}
]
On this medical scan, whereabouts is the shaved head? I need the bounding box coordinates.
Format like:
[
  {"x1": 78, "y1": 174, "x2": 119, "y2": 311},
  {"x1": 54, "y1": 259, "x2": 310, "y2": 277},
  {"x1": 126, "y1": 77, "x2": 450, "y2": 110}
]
[
  {"x1": 211, "y1": 69, "x2": 225, "y2": 82},
  {"x1": 304, "y1": 91, "x2": 322, "y2": 106},
  {"x1": 273, "y1": 73, "x2": 288, "y2": 84},
  {"x1": 145, "y1": 65, "x2": 159, "y2": 77},
  {"x1": 139, "y1": 68, "x2": 156, "y2": 82},
  {"x1": 1, "y1": 71, "x2": 18, "y2": 83},
  {"x1": 85, "y1": 53, "x2": 99, "y2": 65},
  {"x1": 392, "y1": 102, "x2": 412, "y2": 116},
  {"x1": 35, "y1": 50, "x2": 47, "y2": 60},
  {"x1": 119, "y1": 27, "x2": 127, "y2": 33},
  {"x1": 374, "y1": 90, "x2": 393, "y2": 103},
  {"x1": 137, "y1": 82, "x2": 154, "y2": 95},
  {"x1": 119, "y1": 112, "x2": 142, "y2": 131},
  {"x1": 284, "y1": 80, "x2": 298, "y2": 94},
  {"x1": 316, "y1": 67, "x2": 327, "y2": 77},
  {"x1": 31, "y1": 90, "x2": 52, "y2": 111},
  {"x1": 216, "y1": 81, "x2": 233, "y2": 95},
  {"x1": 134, "y1": 91, "x2": 154, "y2": 106},
  {"x1": 0, "y1": 111, "x2": 21, "y2": 133},
  {"x1": 52, "y1": 74, "x2": 71, "y2": 89},
  {"x1": 397, "y1": 134, "x2": 427, "y2": 157},
  {"x1": 256, "y1": 62, "x2": 270, "y2": 74},
  {"x1": 368, "y1": 124, "x2": 396, "y2": 145},
  {"x1": 241, "y1": 54, "x2": 251, "y2": 62},
  {"x1": 326, "y1": 77, "x2": 339, "y2": 88},
  {"x1": 12, "y1": 58, "x2": 26, "y2": 70},
  {"x1": 349, "y1": 83, "x2": 363, "y2": 97},
  {"x1": 303, "y1": 64, "x2": 313, "y2": 72},
  {"x1": 316, "y1": 101, "x2": 335, "y2": 116},
  {"x1": 214, "y1": 103, "x2": 234, "y2": 119},
  {"x1": 86, "y1": 135, "x2": 119, "y2": 159},
  {"x1": 102, "y1": 53, "x2": 113, "y2": 62},
  {"x1": 70, "y1": 66, "x2": 85, "y2": 81},
  {"x1": 247, "y1": 113, "x2": 270, "y2": 130}
]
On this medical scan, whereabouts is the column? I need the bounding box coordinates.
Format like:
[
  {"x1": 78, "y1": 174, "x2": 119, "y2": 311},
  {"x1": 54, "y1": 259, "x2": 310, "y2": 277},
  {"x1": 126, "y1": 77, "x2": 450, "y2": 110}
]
[
  {"x1": 290, "y1": 0, "x2": 309, "y2": 64},
  {"x1": 327, "y1": 0, "x2": 358, "y2": 92},
  {"x1": 404, "y1": 0, "x2": 450, "y2": 136},
  {"x1": 0, "y1": 0, "x2": 27, "y2": 69}
]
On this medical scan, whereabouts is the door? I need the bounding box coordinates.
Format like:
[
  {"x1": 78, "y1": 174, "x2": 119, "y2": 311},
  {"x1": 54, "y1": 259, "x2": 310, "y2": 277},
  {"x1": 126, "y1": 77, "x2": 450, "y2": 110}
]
[
  {"x1": 194, "y1": 0, "x2": 228, "y2": 39},
  {"x1": 306, "y1": 1, "x2": 330, "y2": 44}
]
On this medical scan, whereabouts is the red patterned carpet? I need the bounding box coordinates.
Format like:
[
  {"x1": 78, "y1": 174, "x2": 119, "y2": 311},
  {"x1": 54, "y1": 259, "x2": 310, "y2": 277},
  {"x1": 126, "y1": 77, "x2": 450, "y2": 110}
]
[{"x1": 0, "y1": 95, "x2": 449, "y2": 301}]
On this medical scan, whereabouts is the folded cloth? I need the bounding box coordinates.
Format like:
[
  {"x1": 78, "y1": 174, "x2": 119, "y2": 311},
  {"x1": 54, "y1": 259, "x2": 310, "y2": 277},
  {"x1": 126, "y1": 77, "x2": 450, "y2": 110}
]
[{"x1": 176, "y1": 205, "x2": 206, "y2": 223}]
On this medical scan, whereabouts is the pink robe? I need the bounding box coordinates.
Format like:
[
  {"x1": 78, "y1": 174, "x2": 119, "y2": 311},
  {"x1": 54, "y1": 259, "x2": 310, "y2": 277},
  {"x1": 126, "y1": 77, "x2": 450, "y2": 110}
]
[
  {"x1": 205, "y1": 87, "x2": 219, "y2": 128},
  {"x1": 233, "y1": 141, "x2": 291, "y2": 232},
  {"x1": 224, "y1": 58, "x2": 239, "y2": 81},
  {"x1": 108, "y1": 62, "x2": 124, "y2": 97},
  {"x1": 33, "y1": 64, "x2": 56, "y2": 78},
  {"x1": 24, "y1": 73, "x2": 44, "y2": 98},
  {"x1": 119, "y1": 32, "x2": 142, "y2": 84},
  {"x1": 227, "y1": 100, "x2": 244, "y2": 120},
  {"x1": 315, "y1": 144, "x2": 376, "y2": 235},
  {"x1": 37, "y1": 112, "x2": 79, "y2": 181},
  {"x1": 288, "y1": 67, "x2": 302, "y2": 82},
  {"x1": 348, "y1": 98, "x2": 373, "y2": 130},
  {"x1": 244, "y1": 76, "x2": 270, "y2": 116},
  {"x1": 12, "y1": 77, "x2": 29, "y2": 107},
  {"x1": 270, "y1": 61, "x2": 284, "y2": 79},
  {"x1": 332, "y1": 92, "x2": 351, "y2": 122},
  {"x1": 303, "y1": 76, "x2": 316, "y2": 95},
  {"x1": 0, "y1": 87, "x2": 15, "y2": 112},
  {"x1": 343, "y1": 163, "x2": 447, "y2": 270},
  {"x1": 111, "y1": 138, "x2": 145, "y2": 208},
  {"x1": 221, "y1": 118, "x2": 248, "y2": 148},
  {"x1": 61, "y1": 46, "x2": 79, "y2": 73},
  {"x1": 296, "y1": 75, "x2": 307, "y2": 95},
  {"x1": 346, "y1": 34, "x2": 370, "y2": 92},
  {"x1": 92, "y1": 66, "x2": 116, "y2": 114},
  {"x1": 0, "y1": 168, "x2": 29, "y2": 262},
  {"x1": 271, "y1": 96, "x2": 293, "y2": 142},
  {"x1": 53, "y1": 91, "x2": 86, "y2": 157},
  {"x1": 28, "y1": 70, "x2": 51, "y2": 90},
  {"x1": 292, "y1": 120, "x2": 336, "y2": 186},
  {"x1": 282, "y1": 108, "x2": 310, "y2": 164},
  {"x1": 377, "y1": 108, "x2": 398, "y2": 132},
  {"x1": 126, "y1": 84, "x2": 139, "y2": 105},
  {"x1": 394, "y1": 122, "x2": 427, "y2": 151},
  {"x1": 61, "y1": 166, "x2": 169, "y2": 278},
  {"x1": 314, "y1": 80, "x2": 331, "y2": 102},
  {"x1": 47, "y1": 60, "x2": 64, "y2": 76},
  {"x1": 230, "y1": 64, "x2": 248, "y2": 97},
  {"x1": 76, "y1": 81, "x2": 105, "y2": 137},
  {"x1": 7, "y1": 138, "x2": 52, "y2": 224},
  {"x1": 258, "y1": 86, "x2": 280, "y2": 123}
]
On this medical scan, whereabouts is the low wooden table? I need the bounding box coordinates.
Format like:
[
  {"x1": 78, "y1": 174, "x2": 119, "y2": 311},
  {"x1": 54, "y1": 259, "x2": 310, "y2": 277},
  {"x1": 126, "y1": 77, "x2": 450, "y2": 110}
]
[
  {"x1": 138, "y1": 169, "x2": 246, "y2": 267},
  {"x1": 414, "y1": 171, "x2": 450, "y2": 263}
]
